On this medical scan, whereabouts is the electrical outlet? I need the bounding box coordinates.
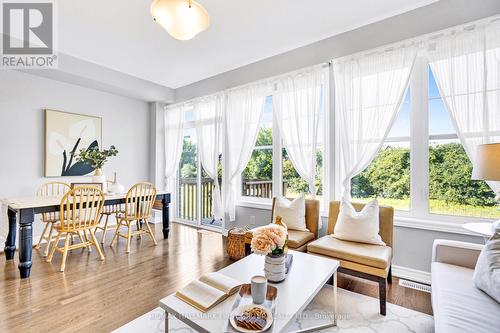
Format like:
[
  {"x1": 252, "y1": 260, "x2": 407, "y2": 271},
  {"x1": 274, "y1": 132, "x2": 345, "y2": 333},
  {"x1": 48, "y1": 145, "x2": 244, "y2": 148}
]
[{"x1": 250, "y1": 215, "x2": 256, "y2": 226}]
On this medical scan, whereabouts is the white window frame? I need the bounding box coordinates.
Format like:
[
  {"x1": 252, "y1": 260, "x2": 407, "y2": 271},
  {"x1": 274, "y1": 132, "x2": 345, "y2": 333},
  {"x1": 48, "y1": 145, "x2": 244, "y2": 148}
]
[
  {"x1": 377, "y1": 56, "x2": 495, "y2": 233},
  {"x1": 236, "y1": 88, "x2": 330, "y2": 213}
]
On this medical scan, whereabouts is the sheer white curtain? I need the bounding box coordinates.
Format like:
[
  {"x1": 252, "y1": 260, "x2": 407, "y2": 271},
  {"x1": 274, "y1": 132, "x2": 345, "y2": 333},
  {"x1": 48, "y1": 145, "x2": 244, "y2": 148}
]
[
  {"x1": 273, "y1": 66, "x2": 328, "y2": 195},
  {"x1": 194, "y1": 94, "x2": 224, "y2": 219},
  {"x1": 334, "y1": 46, "x2": 417, "y2": 198},
  {"x1": 224, "y1": 84, "x2": 268, "y2": 221},
  {"x1": 428, "y1": 22, "x2": 500, "y2": 193},
  {"x1": 164, "y1": 104, "x2": 185, "y2": 192}
]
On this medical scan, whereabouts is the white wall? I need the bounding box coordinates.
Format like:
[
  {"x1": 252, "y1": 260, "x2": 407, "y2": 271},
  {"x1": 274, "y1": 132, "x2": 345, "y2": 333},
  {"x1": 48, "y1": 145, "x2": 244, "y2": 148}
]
[{"x1": 0, "y1": 70, "x2": 152, "y2": 244}]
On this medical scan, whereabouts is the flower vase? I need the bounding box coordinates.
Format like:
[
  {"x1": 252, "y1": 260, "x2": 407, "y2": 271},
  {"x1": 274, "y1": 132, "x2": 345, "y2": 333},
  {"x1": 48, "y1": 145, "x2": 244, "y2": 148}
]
[
  {"x1": 264, "y1": 253, "x2": 286, "y2": 283},
  {"x1": 92, "y1": 168, "x2": 107, "y2": 193}
]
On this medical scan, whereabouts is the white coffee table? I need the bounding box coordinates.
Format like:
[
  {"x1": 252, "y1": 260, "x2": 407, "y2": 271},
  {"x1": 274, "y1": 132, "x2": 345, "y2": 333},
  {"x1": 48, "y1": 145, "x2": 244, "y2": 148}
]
[{"x1": 159, "y1": 250, "x2": 339, "y2": 333}]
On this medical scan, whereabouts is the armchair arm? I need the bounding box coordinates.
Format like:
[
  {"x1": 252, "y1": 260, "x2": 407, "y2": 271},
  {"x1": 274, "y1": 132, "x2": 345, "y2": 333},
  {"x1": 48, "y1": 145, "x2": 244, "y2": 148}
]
[{"x1": 432, "y1": 239, "x2": 483, "y2": 269}]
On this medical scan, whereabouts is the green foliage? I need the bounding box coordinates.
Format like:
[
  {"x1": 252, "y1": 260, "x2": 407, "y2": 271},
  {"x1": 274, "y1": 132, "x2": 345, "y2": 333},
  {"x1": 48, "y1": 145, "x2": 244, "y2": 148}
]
[
  {"x1": 352, "y1": 143, "x2": 496, "y2": 207},
  {"x1": 180, "y1": 137, "x2": 197, "y2": 167},
  {"x1": 242, "y1": 128, "x2": 273, "y2": 180},
  {"x1": 242, "y1": 127, "x2": 324, "y2": 195},
  {"x1": 429, "y1": 143, "x2": 495, "y2": 206},
  {"x1": 352, "y1": 147, "x2": 410, "y2": 199},
  {"x1": 76, "y1": 145, "x2": 118, "y2": 169},
  {"x1": 181, "y1": 164, "x2": 197, "y2": 178}
]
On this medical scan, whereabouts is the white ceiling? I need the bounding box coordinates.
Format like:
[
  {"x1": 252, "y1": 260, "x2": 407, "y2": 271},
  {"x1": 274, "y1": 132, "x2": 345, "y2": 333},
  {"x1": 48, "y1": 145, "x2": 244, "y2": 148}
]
[{"x1": 58, "y1": 0, "x2": 438, "y2": 89}]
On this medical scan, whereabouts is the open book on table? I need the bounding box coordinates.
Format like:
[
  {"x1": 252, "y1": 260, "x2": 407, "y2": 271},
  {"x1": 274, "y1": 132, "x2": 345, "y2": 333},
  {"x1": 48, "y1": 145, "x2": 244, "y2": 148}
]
[{"x1": 176, "y1": 272, "x2": 243, "y2": 312}]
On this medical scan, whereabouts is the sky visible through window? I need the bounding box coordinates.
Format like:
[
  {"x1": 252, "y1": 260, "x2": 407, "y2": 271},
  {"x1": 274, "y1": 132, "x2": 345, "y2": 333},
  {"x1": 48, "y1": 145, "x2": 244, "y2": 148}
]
[{"x1": 388, "y1": 68, "x2": 455, "y2": 138}]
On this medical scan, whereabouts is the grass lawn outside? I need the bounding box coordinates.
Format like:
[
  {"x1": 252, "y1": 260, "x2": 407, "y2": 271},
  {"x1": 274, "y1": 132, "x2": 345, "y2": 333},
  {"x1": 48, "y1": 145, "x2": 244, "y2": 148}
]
[{"x1": 353, "y1": 197, "x2": 500, "y2": 219}]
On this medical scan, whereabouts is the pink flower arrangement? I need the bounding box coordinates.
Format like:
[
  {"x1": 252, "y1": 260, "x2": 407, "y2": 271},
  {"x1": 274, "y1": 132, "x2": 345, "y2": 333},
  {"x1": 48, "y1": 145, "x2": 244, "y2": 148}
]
[{"x1": 251, "y1": 224, "x2": 287, "y2": 256}]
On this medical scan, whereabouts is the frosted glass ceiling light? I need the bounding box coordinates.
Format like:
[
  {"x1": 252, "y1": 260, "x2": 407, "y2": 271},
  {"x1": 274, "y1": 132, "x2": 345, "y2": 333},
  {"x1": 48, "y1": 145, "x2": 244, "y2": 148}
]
[{"x1": 151, "y1": 0, "x2": 210, "y2": 41}]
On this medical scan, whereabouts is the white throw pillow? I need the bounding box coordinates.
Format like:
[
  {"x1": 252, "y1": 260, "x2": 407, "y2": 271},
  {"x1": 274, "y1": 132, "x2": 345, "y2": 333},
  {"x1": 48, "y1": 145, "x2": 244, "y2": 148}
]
[
  {"x1": 273, "y1": 194, "x2": 308, "y2": 231},
  {"x1": 473, "y1": 232, "x2": 500, "y2": 303},
  {"x1": 333, "y1": 199, "x2": 385, "y2": 246}
]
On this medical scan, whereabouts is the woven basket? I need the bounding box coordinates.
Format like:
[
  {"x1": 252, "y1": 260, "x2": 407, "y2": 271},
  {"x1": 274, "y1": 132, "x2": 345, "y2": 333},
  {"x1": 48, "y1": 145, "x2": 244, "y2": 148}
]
[{"x1": 227, "y1": 227, "x2": 247, "y2": 260}]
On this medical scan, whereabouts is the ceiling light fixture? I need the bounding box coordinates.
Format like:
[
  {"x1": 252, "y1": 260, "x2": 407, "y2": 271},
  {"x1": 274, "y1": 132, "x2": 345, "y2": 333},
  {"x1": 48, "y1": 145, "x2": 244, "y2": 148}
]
[{"x1": 151, "y1": 0, "x2": 210, "y2": 41}]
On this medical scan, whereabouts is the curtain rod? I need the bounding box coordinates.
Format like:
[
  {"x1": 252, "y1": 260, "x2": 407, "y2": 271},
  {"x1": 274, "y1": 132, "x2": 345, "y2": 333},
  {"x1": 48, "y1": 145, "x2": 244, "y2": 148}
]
[{"x1": 331, "y1": 14, "x2": 500, "y2": 63}]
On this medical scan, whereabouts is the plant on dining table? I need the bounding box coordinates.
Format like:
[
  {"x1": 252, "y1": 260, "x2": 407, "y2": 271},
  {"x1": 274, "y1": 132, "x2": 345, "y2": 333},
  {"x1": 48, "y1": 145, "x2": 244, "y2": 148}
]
[
  {"x1": 76, "y1": 145, "x2": 119, "y2": 170},
  {"x1": 250, "y1": 224, "x2": 287, "y2": 256}
]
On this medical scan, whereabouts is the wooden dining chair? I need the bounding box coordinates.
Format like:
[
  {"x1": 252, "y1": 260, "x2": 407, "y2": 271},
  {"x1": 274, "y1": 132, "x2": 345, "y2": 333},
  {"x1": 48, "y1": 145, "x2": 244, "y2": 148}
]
[
  {"x1": 110, "y1": 182, "x2": 157, "y2": 253},
  {"x1": 95, "y1": 204, "x2": 124, "y2": 244},
  {"x1": 47, "y1": 186, "x2": 105, "y2": 272},
  {"x1": 35, "y1": 182, "x2": 71, "y2": 256}
]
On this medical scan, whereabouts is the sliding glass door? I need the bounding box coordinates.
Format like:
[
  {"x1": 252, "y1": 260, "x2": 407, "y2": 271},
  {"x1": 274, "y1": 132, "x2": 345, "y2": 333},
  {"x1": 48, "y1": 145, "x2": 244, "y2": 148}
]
[{"x1": 177, "y1": 126, "x2": 222, "y2": 229}]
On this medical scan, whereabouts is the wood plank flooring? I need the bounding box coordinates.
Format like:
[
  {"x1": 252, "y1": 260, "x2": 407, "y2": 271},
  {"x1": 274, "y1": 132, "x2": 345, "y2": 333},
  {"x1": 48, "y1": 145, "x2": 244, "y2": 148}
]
[{"x1": 0, "y1": 222, "x2": 431, "y2": 333}]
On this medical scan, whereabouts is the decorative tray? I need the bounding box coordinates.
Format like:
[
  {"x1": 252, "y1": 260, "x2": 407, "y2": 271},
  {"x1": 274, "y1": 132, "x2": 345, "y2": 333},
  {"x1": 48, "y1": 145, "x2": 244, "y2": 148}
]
[{"x1": 223, "y1": 284, "x2": 278, "y2": 333}]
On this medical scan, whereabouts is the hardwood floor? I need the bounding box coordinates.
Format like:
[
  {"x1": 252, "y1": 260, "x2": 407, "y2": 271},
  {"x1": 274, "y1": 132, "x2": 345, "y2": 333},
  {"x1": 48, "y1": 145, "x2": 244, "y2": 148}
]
[{"x1": 0, "y1": 223, "x2": 431, "y2": 333}]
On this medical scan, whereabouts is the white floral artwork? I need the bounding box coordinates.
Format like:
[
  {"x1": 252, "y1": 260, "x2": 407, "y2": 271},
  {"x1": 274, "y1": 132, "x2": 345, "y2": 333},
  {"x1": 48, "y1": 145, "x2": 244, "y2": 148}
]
[{"x1": 45, "y1": 109, "x2": 102, "y2": 177}]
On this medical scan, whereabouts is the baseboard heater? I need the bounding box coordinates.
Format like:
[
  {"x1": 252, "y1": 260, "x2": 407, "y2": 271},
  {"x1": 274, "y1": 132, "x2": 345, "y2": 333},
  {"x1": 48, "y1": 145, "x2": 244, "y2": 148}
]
[{"x1": 399, "y1": 279, "x2": 432, "y2": 293}]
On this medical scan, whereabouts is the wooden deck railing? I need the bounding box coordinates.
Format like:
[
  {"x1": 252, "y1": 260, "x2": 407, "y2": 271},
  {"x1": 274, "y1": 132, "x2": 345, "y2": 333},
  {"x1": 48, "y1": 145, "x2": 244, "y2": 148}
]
[
  {"x1": 241, "y1": 179, "x2": 273, "y2": 199},
  {"x1": 178, "y1": 178, "x2": 278, "y2": 221}
]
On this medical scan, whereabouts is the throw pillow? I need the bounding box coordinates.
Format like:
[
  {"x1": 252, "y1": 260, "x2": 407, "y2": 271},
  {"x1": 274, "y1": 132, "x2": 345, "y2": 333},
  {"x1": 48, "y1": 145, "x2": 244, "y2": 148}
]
[
  {"x1": 473, "y1": 232, "x2": 500, "y2": 303},
  {"x1": 333, "y1": 199, "x2": 385, "y2": 246},
  {"x1": 273, "y1": 194, "x2": 308, "y2": 231}
]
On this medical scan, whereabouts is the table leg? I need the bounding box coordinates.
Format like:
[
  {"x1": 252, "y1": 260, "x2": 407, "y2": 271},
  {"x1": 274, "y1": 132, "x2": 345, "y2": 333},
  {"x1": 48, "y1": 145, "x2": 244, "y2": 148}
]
[
  {"x1": 333, "y1": 271, "x2": 338, "y2": 326},
  {"x1": 164, "y1": 310, "x2": 169, "y2": 332},
  {"x1": 4, "y1": 209, "x2": 17, "y2": 260},
  {"x1": 162, "y1": 194, "x2": 170, "y2": 239},
  {"x1": 18, "y1": 208, "x2": 34, "y2": 279}
]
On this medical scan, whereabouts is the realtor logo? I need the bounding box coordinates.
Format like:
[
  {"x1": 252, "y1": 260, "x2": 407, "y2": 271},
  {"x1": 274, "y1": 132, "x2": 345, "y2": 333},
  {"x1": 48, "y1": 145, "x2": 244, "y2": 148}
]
[{"x1": 1, "y1": 0, "x2": 57, "y2": 68}]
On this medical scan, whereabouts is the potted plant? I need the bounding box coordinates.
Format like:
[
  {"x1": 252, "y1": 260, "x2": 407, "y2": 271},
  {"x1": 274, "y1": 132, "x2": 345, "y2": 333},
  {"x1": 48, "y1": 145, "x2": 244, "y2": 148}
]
[
  {"x1": 76, "y1": 145, "x2": 118, "y2": 192},
  {"x1": 250, "y1": 223, "x2": 288, "y2": 282}
]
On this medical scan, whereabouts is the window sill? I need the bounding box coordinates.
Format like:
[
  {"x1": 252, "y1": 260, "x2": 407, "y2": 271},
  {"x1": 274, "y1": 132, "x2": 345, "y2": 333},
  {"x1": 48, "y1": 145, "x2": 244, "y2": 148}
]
[
  {"x1": 236, "y1": 199, "x2": 272, "y2": 210},
  {"x1": 394, "y1": 215, "x2": 493, "y2": 236}
]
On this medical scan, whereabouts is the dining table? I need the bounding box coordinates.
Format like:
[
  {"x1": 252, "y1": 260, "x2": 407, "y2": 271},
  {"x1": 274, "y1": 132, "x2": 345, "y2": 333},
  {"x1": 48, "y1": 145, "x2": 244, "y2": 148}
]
[{"x1": 2, "y1": 191, "x2": 170, "y2": 279}]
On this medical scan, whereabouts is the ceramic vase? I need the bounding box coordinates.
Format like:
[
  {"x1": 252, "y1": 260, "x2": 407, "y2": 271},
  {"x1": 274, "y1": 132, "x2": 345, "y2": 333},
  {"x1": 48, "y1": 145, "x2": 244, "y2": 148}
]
[
  {"x1": 264, "y1": 253, "x2": 286, "y2": 283},
  {"x1": 92, "y1": 168, "x2": 107, "y2": 193}
]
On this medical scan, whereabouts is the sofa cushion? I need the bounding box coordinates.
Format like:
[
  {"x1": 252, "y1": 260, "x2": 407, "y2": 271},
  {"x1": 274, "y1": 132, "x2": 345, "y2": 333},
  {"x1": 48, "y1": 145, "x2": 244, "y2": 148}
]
[
  {"x1": 307, "y1": 236, "x2": 391, "y2": 269},
  {"x1": 432, "y1": 262, "x2": 500, "y2": 333},
  {"x1": 287, "y1": 230, "x2": 315, "y2": 249}
]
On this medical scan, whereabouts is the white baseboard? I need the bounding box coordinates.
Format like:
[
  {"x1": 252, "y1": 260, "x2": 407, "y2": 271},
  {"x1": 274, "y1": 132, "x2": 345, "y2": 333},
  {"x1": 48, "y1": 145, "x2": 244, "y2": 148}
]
[{"x1": 392, "y1": 265, "x2": 431, "y2": 285}]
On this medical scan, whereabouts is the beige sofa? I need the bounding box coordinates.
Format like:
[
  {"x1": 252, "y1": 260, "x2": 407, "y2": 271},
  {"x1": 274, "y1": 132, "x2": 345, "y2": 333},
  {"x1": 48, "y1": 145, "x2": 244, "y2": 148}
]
[{"x1": 431, "y1": 239, "x2": 500, "y2": 332}]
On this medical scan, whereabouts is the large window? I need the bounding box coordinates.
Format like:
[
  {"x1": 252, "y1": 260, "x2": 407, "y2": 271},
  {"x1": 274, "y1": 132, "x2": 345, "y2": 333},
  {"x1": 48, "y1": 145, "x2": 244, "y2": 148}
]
[
  {"x1": 352, "y1": 61, "x2": 499, "y2": 220},
  {"x1": 240, "y1": 93, "x2": 326, "y2": 202},
  {"x1": 427, "y1": 69, "x2": 497, "y2": 218},
  {"x1": 241, "y1": 96, "x2": 273, "y2": 199},
  {"x1": 351, "y1": 91, "x2": 411, "y2": 211}
]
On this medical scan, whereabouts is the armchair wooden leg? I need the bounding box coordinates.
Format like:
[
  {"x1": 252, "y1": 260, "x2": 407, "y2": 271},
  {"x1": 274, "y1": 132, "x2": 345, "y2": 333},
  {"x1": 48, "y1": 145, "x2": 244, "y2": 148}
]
[
  {"x1": 60, "y1": 233, "x2": 71, "y2": 272},
  {"x1": 47, "y1": 233, "x2": 61, "y2": 262},
  {"x1": 126, "y1": 223, "x2": 132, "y2": 253},
  {"x1": 36, "y1": 222, "x2": 50, "y2": 249},
  {"x1": 387, "y1": 266, "x2": 392, "y2": 284},
  {"x1": 379, "y1": 278, "x2": 387, "y2": 316},
  {"x1": 90, "y1": 230, "x2": 105, "y2": 261},
  {"x1": 144, "y1": 220, "x2": 157, "y2": 246},
  {"x1": 110, "y1": 220, "x2": 121, "y2": 246},
  {"x1": 43, "y1": 223, "x2": 55, "y2": 257},
  {"x1": 82, "y1": 231, "x2": 92, "y2": 253},
  {"x1": 100, "y1": 214, "x2": 110, "y2": 244}
]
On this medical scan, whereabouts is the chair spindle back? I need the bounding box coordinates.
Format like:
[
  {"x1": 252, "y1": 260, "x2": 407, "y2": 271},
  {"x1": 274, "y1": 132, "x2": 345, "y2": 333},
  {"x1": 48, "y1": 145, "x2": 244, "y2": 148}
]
[
  {"x1": 124, "y1": 182, "x2": 157, "y2": 220},
  {"x1": 37, "y1": 182, "x2": 71, "y2": 222},
  {"x1": 59, "y1": 186, "x2": 105, "y2": 231}
]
